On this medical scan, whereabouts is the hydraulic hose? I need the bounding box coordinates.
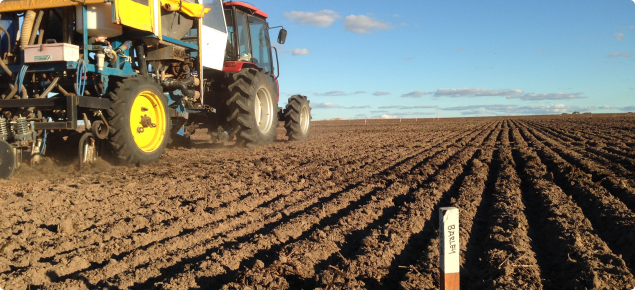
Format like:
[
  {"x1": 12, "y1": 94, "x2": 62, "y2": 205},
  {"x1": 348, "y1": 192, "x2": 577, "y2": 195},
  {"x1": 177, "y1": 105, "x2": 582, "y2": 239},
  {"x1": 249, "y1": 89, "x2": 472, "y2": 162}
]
[
  {"x1": 28, "y1": 77, "x2": 58, "y2": 112},
  {"x1": 57, "y1": 84, "x2": 73, "y2": 96},
  {"x1": 0, "y1": 59, "x2": 12, "y2": 76},
  {"x1": 14, "y1": 65, "x2": 28, "y2": 99},
  {"x1": 135, "y1": 44, "x2": 148, "y2": 76},
  {"x1": 161, "y1": 77, "x2": 195, "y2": 97},
  {"x1": 105, "y1": 49, "x2": 117, "y2": 67},
  {"x1": 39, "y1": 77, "x2": 59, "y2": 98},
  {"x1": 75, "y1": 60, "x2": 87, "y2": 96},
  {"x1": 4, "y1": 84, "x2": 16, "y2": 99},
  {"x1": 20, "y1": 10, "x2": 36, "y2": 49},
  {"x1": 37, "y1": 10, "x2": 49, "y2": 45},
  {"x1": 28, "y1": 10, "x2": 45, "y2": 46}
]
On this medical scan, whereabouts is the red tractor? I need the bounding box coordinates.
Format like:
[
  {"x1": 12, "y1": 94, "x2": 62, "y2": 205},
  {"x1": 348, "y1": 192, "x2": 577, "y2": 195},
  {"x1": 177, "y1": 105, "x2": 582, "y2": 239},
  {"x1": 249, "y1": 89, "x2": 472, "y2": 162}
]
[{"x1": 193, "y1": 1, "x2": 312, "y2": 147}]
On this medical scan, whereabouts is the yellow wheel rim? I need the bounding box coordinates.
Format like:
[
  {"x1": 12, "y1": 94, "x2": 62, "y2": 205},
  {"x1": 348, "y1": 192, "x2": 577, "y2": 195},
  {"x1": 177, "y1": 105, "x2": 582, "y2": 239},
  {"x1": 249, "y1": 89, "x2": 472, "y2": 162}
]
[{"x1": 129, "y1": 90, "x2": 166, "y2": 153}]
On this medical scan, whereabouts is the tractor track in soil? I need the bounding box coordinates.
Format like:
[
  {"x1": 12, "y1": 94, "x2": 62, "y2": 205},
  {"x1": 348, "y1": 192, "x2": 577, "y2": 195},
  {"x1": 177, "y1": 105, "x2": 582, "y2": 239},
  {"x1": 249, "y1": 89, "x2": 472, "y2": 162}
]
[{"x1": 1, "y1": 115, "x2": 635, "y2": 289}]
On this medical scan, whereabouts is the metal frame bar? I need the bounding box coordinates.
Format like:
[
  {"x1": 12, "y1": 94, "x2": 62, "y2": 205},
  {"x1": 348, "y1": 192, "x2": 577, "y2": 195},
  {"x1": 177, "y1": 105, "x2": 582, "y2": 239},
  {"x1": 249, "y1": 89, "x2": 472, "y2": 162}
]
[
  {"x1": 162, "y1": 36, "x2": 199, "y2": 50},
  {"x1": 0, "y1": 96, "x2": 110, "y2": 109}
]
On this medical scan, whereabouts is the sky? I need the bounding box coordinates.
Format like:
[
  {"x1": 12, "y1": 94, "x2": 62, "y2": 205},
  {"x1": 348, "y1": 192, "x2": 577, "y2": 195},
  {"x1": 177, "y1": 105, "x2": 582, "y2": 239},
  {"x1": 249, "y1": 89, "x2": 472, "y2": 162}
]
[{"x1": 248, "y1": 0, "x2": 635, "y2": 119}]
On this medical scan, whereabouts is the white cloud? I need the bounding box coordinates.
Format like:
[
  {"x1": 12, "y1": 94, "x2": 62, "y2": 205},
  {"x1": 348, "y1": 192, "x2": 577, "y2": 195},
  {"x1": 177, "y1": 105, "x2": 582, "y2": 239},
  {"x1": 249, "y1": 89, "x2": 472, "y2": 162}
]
[
  {"x1": 314, "y1": 91, "x2": 365, "y2": 96},
  {"x1": 442, "y1": 105, "x2": 518, "y2": 111},
  {"x1": 615, "y1": 33, "x2": 625, "y2": 41},
  {"x1": 461, "y1": 109, "x2": 488, "y2": 115},
  {"x1": 607, "y1": 52, "x2": 630, "y2": 58},
  {"x1": 344, "y1": 105, "x2": 371, "y2": 109},
  {"x1": 434, "y1": 88, "x2": 586, "y2": 101},
  {"x1": 314, "y1": 91, "x2": 347, "y2": 96},
  {"x1": 313, "y1": 102, "x2": 341, "y2": 109},
  {"x1": 373, "y1": 112, "x2": 435, "y2": 119},
  {"x1": 391, "y1": 111, "x2": 436, "y2": 116},
  {"x1": 509, "y1": 104, "x2": 595, "y2": 115},
  {"x1": 442, "y1": 104, "x2": 596, "y2": 115},
  {"x1": 401, "y1": 90, "x2": 431, "y2": 98},
  {"x1": 399, "y1": 105, "x2": 438, "y2": 109},
  {"x1": 599, "y1": 106, "x2": 614, "y2": 109},
  {"x1": 373, "y1": 91, "x2": 391, "y2": 96},
  {"x1": 343, "y1": 15, "x2": 392, "y2": 34},
  {"x1": 508, "y1": 92, "x2": 585, "y2": 101},
  {"x1": 312, "y1": 103, "x2": 370, "y2": 109},
  {"x1": 379, "y1": 105, "x2": 437, "y2": 109},
  {"x1": 434, "y1": 88, "x2": 524, "y2": 98},
  {"x1": 292, "y1": 48, "x2": 310, "y2": 56},
  {"x1": 284, "y1": 10, "x2": 341, "y2": 27}
]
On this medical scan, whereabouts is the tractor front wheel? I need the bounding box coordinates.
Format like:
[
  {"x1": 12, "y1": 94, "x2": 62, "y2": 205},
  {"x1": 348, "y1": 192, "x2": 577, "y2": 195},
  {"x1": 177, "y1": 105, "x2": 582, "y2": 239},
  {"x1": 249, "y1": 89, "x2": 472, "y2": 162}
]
[
  {"x1": 106, "y1": 76, "x2": 169, "y2": 165},
  {"x1": 282, "y1": 95, "x2": 311, "y2": 141}
]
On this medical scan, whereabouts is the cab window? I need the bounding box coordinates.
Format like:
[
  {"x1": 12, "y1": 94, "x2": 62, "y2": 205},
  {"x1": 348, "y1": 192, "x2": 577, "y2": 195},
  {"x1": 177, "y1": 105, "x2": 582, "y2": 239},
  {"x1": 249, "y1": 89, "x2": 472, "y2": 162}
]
[
  {"x1": 235, "y1": 11, "x2": 252, "y2": 61},
  {"x1": 248, "y1": 16, "x2": 272, "y2": 73}
]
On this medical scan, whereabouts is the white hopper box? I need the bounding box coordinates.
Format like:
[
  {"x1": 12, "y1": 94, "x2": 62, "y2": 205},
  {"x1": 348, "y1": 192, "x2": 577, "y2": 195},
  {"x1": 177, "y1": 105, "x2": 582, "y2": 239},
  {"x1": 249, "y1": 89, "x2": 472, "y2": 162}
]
[
  {"x1": 75, "y1": 3, "x2": 123, "y2": 38},
  {"x1": 24, "y1": 43, "x2": 80, "y2": 63}
]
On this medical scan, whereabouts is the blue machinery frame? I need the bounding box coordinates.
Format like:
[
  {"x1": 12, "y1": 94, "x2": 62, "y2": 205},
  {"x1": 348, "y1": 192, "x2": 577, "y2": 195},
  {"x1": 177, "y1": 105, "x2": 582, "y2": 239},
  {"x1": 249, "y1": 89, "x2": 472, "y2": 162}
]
[{"x1": 1, "y1": 4, "x2": 205, "y2": 129}]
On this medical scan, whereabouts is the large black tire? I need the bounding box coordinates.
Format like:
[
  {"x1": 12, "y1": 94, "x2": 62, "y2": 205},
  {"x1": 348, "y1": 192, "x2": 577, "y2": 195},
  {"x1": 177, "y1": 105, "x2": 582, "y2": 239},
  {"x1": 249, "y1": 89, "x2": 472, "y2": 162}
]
[
  {"x1": 106, "y1": 76, "x2": 169, "y2": 165},
  {"x1": 226, "y1": 68, "x2": 279, "y2": 147},
  {"x1": 283, "y1": 95, "x2": 311, "y2": 141}
]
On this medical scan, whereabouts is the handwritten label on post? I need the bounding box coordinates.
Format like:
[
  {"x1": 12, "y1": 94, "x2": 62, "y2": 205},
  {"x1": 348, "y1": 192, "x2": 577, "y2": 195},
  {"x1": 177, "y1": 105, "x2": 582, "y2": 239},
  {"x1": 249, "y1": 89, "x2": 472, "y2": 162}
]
[{"x1": 439, "y1": 207, "x2": 460, "y2": 290}]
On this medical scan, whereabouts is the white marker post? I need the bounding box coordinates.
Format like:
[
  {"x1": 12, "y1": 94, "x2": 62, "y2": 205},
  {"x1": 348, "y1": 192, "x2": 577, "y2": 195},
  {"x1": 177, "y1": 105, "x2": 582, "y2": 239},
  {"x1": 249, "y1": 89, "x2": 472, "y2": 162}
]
[{"x1": 439, "y1": 207, "x2": 459, "y2": 290}]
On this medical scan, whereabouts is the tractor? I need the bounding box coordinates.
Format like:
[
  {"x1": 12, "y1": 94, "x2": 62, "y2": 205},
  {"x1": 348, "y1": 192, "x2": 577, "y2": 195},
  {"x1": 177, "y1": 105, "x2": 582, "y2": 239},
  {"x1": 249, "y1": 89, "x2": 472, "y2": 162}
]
[{"x1": 0, "y1": 0, "x2": 312, "y2": 179}]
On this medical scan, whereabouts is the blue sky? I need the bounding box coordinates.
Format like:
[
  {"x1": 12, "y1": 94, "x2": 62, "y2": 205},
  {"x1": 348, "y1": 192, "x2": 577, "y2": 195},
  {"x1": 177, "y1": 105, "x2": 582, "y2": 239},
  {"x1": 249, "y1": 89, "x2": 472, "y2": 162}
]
[{"x1": 252, "y1": 0, "x2": 635, "y2": 119}]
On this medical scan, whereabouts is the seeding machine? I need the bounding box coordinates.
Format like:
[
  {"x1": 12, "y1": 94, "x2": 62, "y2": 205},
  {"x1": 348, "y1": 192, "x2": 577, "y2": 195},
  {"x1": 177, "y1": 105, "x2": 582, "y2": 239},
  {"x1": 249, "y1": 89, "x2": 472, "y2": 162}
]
[{"x1": 0, "y1": 0, "x2": 312, "y2": 179}]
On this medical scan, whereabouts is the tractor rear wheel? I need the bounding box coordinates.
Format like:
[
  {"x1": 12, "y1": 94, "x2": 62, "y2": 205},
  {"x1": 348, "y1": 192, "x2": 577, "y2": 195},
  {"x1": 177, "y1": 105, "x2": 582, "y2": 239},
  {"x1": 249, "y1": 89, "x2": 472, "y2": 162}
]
[
  {"x1": 226, "y1": 68, "x2": 278, "y2": 147},
  {"x1": 283, "y1": 95, "x2": 311, "y2": 141},
  {"x1": 106, "y1": 76, "x2": 169, "y2": 165}
]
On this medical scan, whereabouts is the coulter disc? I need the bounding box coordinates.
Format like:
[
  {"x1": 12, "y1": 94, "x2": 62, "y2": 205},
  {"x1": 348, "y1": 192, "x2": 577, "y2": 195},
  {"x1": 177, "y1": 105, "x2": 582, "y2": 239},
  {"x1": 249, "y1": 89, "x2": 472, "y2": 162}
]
[{"x1": 0, "y1": 140, "x2": 15, "y2": 179}]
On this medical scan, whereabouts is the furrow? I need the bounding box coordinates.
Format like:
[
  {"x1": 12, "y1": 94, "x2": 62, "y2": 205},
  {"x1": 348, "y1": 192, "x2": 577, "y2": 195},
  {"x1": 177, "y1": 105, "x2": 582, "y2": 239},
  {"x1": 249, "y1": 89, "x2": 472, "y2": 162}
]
[
  {"x1": 95, "y1": 123, "x2": 495, "y2": 289},
  {"x1": 311, "y1": 124, "x2": 498, "y2": 289},
  {"x1": 510, "y1": 120, "x2": 635, "y2": 274},
  {"x1": 209, "y1": 123, "x2": 498, "y2": 290},
  {"x1": 509, "y1": 121, "x2": 635, "y2": 289},
  {"x1": 461, "y1": 127, "x2": 541, "y2": 289},
  {"x1": 518, "y1": 122, "x2": 635, "y2": 213}
]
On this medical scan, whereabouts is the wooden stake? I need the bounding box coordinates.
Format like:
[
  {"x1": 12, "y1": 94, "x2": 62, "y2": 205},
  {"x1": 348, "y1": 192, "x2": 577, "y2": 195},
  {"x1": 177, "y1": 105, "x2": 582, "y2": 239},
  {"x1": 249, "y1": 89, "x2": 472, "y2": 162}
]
[{"x1": 439, "y1": 207, "x2": 459, "y2": 290}]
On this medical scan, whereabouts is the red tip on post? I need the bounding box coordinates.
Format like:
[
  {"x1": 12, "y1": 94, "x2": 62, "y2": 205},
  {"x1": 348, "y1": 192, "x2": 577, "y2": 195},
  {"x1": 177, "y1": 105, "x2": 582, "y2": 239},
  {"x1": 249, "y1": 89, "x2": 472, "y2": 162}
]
[{"x1": 439, "y1": 207, "x2": 460, "y2": 290}]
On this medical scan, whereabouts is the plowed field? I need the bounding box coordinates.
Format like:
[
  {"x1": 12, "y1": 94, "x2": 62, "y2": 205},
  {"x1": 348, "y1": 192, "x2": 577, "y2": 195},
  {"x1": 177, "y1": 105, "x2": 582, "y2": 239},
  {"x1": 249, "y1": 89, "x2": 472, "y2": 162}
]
[{"x1": 1, "y1": 114, "x2": 635, "y2": 290}]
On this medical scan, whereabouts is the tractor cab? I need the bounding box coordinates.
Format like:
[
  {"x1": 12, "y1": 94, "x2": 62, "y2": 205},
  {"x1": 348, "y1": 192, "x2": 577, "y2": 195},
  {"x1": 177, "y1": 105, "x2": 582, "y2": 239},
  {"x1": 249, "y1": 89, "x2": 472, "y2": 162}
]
[{"x1": 222, "y1": 1, "x2": 286, "y2": 74}]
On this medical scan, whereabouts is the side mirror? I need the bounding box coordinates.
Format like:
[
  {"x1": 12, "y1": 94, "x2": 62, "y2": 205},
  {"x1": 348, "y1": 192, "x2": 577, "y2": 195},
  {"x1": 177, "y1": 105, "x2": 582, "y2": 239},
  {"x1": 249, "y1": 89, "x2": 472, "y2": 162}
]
[{"x1": 277, "y1": 29, "x2": 287, "y2": 45}]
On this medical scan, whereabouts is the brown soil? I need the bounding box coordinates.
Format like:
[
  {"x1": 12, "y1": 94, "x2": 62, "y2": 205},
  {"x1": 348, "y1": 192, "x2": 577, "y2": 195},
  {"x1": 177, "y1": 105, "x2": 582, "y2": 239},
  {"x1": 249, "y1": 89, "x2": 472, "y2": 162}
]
[{"x1": 1, "y1": 114, "x2": 635, "y2": 290}]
